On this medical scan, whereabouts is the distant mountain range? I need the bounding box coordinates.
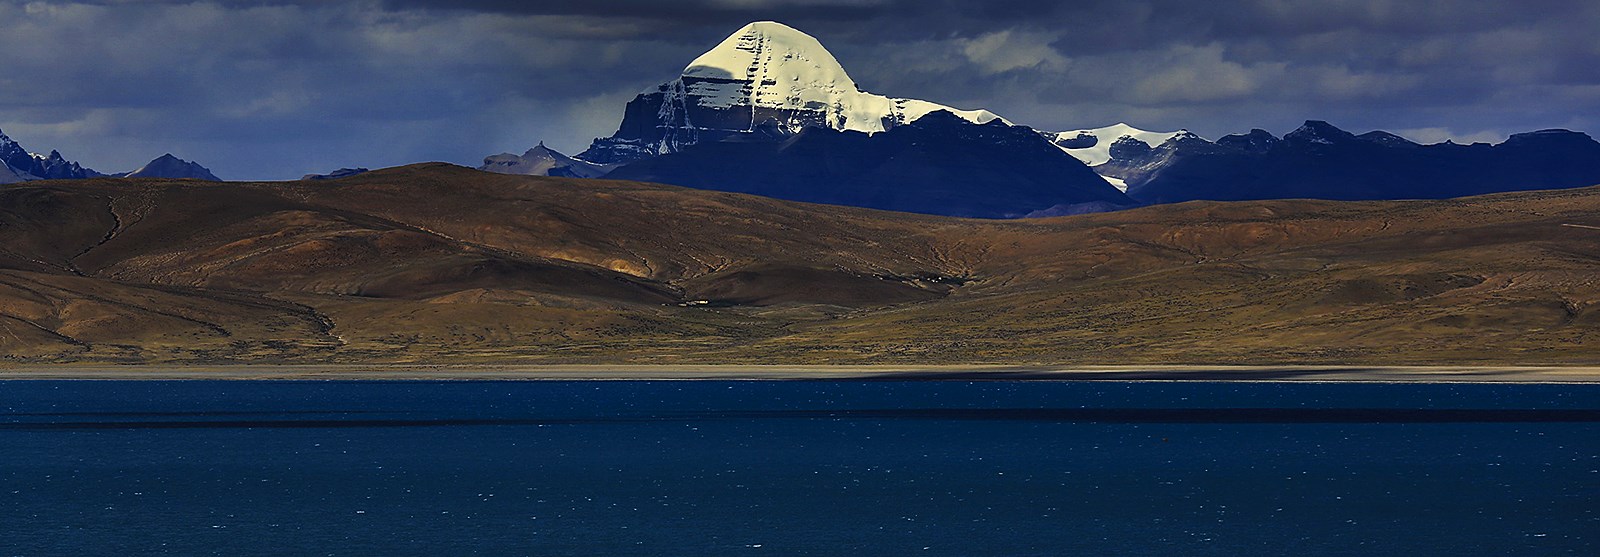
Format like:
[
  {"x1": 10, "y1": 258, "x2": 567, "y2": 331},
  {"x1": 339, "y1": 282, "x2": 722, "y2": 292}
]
[
  {"x1": 482, "y1": 20, "x2": 1600, "y2": 218},
  {"x1": 1, "y1": 130, "x2": 100, "y2": 183},
  {"x1": 302, "y1": 168, "x2": 370, "y2": 181},
  {"x1": 483, "y1": 21, "x2": 1125, "y2": 218},
  {"x1": 1099, "y1": 121, "x2": 1600, "y2": 203},
  {"x1": 7, "y1": 19, "x2": 1599, "y2": 217},
  {"x1": 481, "y1": 143, "x2": 609, "y2": 179},
  {"x1": 0, "y1": 130, "x2": 220, "y2": 181}
]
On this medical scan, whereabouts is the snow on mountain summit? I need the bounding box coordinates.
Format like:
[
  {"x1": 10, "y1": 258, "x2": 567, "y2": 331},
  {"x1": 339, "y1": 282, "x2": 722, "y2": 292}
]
[
  {"x1": 1046, "y1": 123, "x2": 1187, "y2": 166},
  {"x1": 680, "y1": 21, "x2": 1002, "y2": 133},
  {"x1": 577, "y1": 21, "x2": 1004, "y2": 163}
]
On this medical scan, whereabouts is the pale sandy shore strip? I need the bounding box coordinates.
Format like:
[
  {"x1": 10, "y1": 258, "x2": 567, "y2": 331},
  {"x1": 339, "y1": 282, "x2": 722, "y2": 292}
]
[{"x1": 2, "y1": 364, "x2": 1600, "y2": 382}]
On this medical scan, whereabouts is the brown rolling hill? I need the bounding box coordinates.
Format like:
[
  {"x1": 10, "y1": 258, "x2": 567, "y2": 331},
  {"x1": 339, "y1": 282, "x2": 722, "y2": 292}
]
[{"x1": 2, "y1": 162, "x2": 1598, "y2": 365}]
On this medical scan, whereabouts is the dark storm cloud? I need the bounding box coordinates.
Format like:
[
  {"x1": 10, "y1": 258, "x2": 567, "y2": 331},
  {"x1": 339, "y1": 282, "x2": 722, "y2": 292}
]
[{"x1": 0, "y1": 0, "x2": 1596, "y2": 179}]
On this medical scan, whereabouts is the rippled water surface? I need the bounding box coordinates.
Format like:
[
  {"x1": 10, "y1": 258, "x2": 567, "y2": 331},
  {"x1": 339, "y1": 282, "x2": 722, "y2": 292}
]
[{"x1": 2, "y1": 380, "x2": 1597, "y2": 556}]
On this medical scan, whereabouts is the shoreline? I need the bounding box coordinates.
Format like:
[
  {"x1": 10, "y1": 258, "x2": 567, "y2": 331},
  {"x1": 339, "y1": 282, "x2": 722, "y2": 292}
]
[{"x1": 2, "y1": 364, "x2": 1600, "y2": 383}]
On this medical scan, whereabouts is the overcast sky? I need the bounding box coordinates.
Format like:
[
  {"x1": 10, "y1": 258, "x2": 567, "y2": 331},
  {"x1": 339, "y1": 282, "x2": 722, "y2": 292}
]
[{"x1": 2, "y1": 0, "x2": 1597, "y2": 180}]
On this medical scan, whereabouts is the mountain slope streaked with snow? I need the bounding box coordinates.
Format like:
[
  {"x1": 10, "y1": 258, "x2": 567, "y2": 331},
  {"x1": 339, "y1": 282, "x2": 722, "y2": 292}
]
[
  {"x1": 680, "y1": 21, "x2": 1003, "y2": 133},
  {"x1": 0, "y1": 160, "x2": 35, "y2": 184},
  {"x1": 578, "y1": 21, "x2": 1005, "y2": 163}
]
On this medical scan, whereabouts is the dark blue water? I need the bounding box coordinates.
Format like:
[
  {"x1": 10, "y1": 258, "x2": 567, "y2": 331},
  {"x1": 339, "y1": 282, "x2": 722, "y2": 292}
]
[{"x1": 2, "y1": 380, "x2": 1596, "y2": 556}]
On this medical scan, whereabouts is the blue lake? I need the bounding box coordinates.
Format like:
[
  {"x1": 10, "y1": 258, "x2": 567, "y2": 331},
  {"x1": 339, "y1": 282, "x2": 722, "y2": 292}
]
[{"x1": 2, "y1": 380, "x2": 1597, "y2": 556}]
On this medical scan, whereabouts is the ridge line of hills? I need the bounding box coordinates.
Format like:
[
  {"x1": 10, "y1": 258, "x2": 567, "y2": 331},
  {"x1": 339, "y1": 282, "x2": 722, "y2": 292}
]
[
  {"x1": 1, "y1": 129, "x2": 221, "y2": 183},
  {"x1": 3, "y1": 163, "x2": 1598, "y2": 365}
]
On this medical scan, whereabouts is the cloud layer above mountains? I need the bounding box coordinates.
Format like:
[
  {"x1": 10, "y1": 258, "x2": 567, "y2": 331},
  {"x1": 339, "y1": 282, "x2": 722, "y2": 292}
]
[{"x1": 2, "y1": 0, "x2": 1596, "y2": 179}]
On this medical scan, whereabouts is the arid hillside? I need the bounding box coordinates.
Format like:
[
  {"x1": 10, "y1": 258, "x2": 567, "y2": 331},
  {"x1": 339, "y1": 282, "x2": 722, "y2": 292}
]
[{"x1": 2, "y1": 163, "x2": 1598, "y2": 365}]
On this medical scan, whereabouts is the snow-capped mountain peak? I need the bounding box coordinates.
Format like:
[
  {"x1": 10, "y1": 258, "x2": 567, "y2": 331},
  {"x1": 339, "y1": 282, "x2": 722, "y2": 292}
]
[
  {"x1": 676, "y1": 21, "x2": 1002, "y2": 134},
  {"x1": 1047, "y1": 123, "x2": 1186, "y2": 166},
  {"x1": 0, "y1": 128, "x2": 99, "y2": 180},
  {"x1": 681, "y1": 21, "x2": 861, "y2": 104},
  {"x1": 576, "y1": 21, "x2": 1004, "y2": 163}
]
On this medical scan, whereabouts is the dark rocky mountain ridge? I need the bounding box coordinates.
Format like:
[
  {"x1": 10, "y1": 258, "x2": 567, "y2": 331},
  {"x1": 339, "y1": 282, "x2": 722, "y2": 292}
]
[
  {"x1": 1103, "y1": 120, "x2": 1600, "y2": 204},
  {"x1": 0, "y1": 130, "x2": 100, "y2": 180},
  {"x1": 602, "y1": 110, "x2": 1132, "y2": 218},
  {"x1": 483, "y1": 21, "x2": 1600, "y2": 218},
  {"x1": 482, "y1": 21, "x2": 1123, "y2": 218},
  {"x1": 123, "y1": 153, "x2": 220, "y2": 181}
]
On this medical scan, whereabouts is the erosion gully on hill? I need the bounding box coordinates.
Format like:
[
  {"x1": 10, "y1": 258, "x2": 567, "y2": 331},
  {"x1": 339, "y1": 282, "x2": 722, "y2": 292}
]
[{"x1": 2, "y1": 163, "x2": 1598, "y2": 365}]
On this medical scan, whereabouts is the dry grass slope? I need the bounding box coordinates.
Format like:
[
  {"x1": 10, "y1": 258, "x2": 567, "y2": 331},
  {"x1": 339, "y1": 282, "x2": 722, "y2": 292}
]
[{"x1": 2, "y1": 163, "x2": 1598, "y2": 365}]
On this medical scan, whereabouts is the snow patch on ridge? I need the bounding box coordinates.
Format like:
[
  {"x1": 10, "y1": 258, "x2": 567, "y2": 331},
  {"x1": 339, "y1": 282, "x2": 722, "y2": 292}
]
[{"x1": 1048, "y1": 123, "x2": 1185, "y2": 166}]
